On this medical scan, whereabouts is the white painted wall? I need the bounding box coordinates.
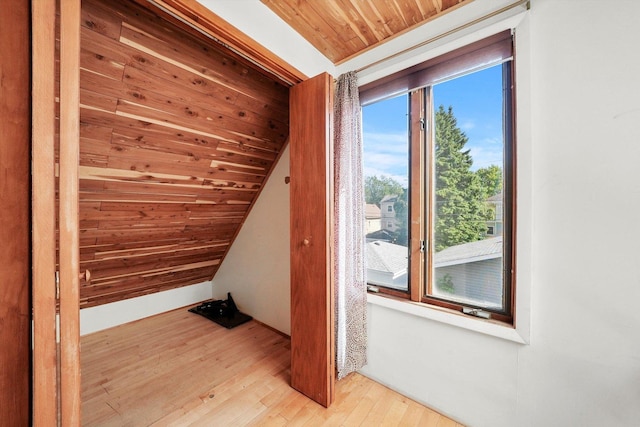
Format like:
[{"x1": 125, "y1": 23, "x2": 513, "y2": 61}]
[
  {"x1": 197, "y1": 0, "x2": 334, "y2": 79},
  {"x1": 80, "y1": 281, "x2": 211, "y2": 335},
  {"x1": 211, "y1": 145, "x2": 291, "y2": 335},
  {"x1": 213, "y1": 0, "x2": 640, "y2": 425}
]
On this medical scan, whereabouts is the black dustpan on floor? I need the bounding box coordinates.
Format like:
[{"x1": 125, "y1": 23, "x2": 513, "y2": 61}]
[{"x1": 188, "y1": 292, "x2": 252, "y2": 329}]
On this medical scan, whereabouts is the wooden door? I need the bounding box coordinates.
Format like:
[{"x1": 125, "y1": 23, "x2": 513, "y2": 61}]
[
  {"x1": 0, "y1": 1, "x2": 31, "y2": 424},
  {"x1": 289, "y1": 72, "x2": 335, "y2": 408}
]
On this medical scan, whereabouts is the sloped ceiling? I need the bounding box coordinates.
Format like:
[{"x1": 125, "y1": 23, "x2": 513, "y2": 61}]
[
  {"x1": 261, "y1": 0, "x2": 474, "y2": 64},
  {"x1": 75, "y1": 0, "x2": 289, "y2": 307},
  {"x1": 73, "y1": 0, "x2": 477, "y2": 308}
]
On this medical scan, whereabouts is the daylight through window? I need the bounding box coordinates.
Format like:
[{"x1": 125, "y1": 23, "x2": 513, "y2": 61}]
[{"x1": 361, "y1": 31, "x2": 515, "y2": 323}]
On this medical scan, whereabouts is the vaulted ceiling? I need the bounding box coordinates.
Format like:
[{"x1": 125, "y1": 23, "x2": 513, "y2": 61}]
[{"x1": 260, "y1": 0, "x2": 473, "y2": 64}]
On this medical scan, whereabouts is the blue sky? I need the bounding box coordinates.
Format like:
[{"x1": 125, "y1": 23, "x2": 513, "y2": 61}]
[{"x1": 362, "y1": 64, "x2": 504, "y2": 187}]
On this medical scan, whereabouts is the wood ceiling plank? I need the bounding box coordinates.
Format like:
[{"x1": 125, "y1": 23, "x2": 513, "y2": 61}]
[
  {"x1": 261, "y1": 0, "x2": 353, "y2": 62},
  {"x1": 118, "y1": 22, "x2": 289, "y2": 106},
  {"x1": 366, "y1": 0, "x2": 406, "y2": 35},
  {"x1": 260, "y1": 0, "x2": 474, "y2": 63},
  {"x1": 393, "y1": 0, "x2": 425, "y2": 26},
  {"x1": 80, "y1": 270, "x2": 214, "y2": 307},
  {"x1": 326, "y1": 0, "x2": 378, "y2": 45}
]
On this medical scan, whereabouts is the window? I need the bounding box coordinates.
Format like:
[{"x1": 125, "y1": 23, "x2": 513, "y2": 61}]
[{"x1": 361, "y1": 31, "x2": 515, "y2": 324}]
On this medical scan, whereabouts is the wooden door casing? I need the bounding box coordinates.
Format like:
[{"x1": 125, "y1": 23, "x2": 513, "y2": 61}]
[{"x1": 0, "y1": 0, "x2": 32, "y2": 424}]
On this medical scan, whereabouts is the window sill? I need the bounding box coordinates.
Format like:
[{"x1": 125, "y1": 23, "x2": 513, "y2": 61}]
[{"x1": 367, "y1": 292, "x2": 528, "y2": 344}]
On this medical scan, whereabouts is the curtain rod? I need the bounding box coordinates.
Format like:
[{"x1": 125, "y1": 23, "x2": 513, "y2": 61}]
[{"x1": 356, "y1": 0, "x2": 530, "y2": 74}]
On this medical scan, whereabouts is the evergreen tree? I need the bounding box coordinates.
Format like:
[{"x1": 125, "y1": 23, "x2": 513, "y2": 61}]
[
  {"x1": 476, "y1": 165, "x2": 503, "y2": 199},
  {"x1": 434, "y1": 105, "x2": 488, "y2": 251}
]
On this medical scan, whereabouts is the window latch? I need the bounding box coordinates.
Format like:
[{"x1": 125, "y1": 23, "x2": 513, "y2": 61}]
[
  {"x1": 419, "y1": 240, "x2": 426, "y2": 253},
  {"x1": 419, "y1": 117, "x2": 426, "y2": 131},
  {"x1": 462, "y1": 307, "x2": 491, "y2": 319}
]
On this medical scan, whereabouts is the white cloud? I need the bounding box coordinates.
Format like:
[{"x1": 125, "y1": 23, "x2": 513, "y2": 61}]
[
  {"x1": 467, "y1": 143, "x2": 503, "y2": 170},
  {"x1": 362, "y1": 130, "x2": 409, "y2": 185},
  {"x1": 461, "y1": 120, "x2": 476, "y2": 130}
]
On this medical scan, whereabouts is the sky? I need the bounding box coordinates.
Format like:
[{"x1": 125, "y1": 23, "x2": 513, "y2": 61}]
[{"x1": 362, "y1": 64, "x2": 504, "y2": 188}]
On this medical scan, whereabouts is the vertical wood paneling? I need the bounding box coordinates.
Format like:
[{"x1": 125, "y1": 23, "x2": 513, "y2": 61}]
[
  {"x1": 60, "y1": 0, "x2": 82, "y2": 424},
  {"x1": 72, "y1": 0, "x2": 290, "y2": 308},
  {"x1": 32, "y1": 0, "x2": 59, "y2": 424},
  {"x1": 0, "y1": 1, "x2": 31, "y2": 424},
  {"x1": 290, "y1": 73, "x2": 335, "y2": 408}
]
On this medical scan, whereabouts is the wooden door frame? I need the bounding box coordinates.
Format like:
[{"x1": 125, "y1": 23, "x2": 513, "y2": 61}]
[
  {"x1": 58, "y1": 0, "x2": 82, "y2": 424},
  {"x1": 1, "y1": 1, "x2": 32, "y2": 424},
  {"x1": 31, "y1": 0, "x2": 59, "y2": 424},
  {"x1": 32, "y1": 0, "x2": 82, "y2": 424}
]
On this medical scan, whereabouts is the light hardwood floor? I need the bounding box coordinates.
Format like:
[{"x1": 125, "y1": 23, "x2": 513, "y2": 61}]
[{"x1": 81, "y1": 307, "x2": 463, "y2": 426}]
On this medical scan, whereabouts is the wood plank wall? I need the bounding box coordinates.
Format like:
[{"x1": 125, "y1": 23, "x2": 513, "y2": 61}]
[{"x1": 65, "y1": 0, "x2": 289, "y2": 308}]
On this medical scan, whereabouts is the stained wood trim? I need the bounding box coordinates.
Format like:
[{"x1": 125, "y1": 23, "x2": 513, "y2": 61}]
[
  {"x1": 59, "y1": 0, "x2": 82, "y2": 424},
  {"x1": 0, "y1": 1, "x2": 31, "y2": 425},
  {"x1": 289, "y1": 72, "x2": 335, "y2": 408},
  {"x1": 132, "y1": 0, "x2": 306, "y2": 85},
  {"x1": 409, "y1": 90, "x2": 425, "y2": 302},
  {"x1": 32, "y1": 0, "x2": 59, "y2": 423}
]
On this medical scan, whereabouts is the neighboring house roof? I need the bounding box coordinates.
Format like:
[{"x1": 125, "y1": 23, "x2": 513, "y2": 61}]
[
  {"x1": 366, "y1": 228, "x2": 398, "y2": 242},
  {"x1": 365, "y1": 203, "x2": 381, "y2": 219},
  {"x1": 366, "y1": 229, "x2": 396, "y2": 242},
  {"x1": 486, "y1": 193, "x2": 503, "y2": 202},
  {"x1": 434, "y1": 236, "x2": 502, "y2": 268},
  {"x1": 380, "y1": 194, "x2": 398, "y2": 204},
  {"x1": 367, "y1": 240, "x2": 407, "y2": 277}
]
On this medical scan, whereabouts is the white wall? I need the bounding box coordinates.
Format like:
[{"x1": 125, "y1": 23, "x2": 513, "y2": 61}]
[
  {"x1": 197, "y1": 0, "x2": 334, "y2": 79},
  {"x1": 80, "y1": 281, "x2": 211, "y2": 335},
  {"x1": 211, "y1": 146, "x2": 292, "y2": 335},
  {"x1": 205, "y1": 0, "x2": 640, "y2": 425},
  {"x1": 357, "y1": 1, "x2": 640, "y2": 426}
]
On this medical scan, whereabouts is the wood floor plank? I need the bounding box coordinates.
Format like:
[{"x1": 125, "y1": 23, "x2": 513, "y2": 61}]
[{"x1": 81, "y1": 306, "x2": 463, "y2": 426}]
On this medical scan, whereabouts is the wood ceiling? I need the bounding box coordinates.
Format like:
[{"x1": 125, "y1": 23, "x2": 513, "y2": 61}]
[
  {"x1": 71, "y1": 0, "x2": 289, "y2": 307},
  {"x1": 62, "y1": 0, "x2": 476, "y2": 308},
  {"x1": 261, "y1": 0, "x2": 474, "y2": 64}
]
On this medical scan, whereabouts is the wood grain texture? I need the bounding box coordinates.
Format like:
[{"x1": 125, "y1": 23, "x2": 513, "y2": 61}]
[
  {"x1": 81, "y1": 307, "x2": 464, "y2": 426},
  {"x1": 130, "y1": 0, "x2": 306, "y2": 85},
  {"x1": 289, "y1": 73, "x2": 335, "y2": 407},
  {"x1": 261, "y1": 0, "x2": 474, "y2": 64},
  {"x1": 32, "y1": 0, "x2": 59, "y2": 423},
  {"x1": 61, "y1": 0, "x2": 290, "y2": 308},
  {"x1": 60, "y1": 0, "x2": 83, "y2": 424},
  {"x1": 0, "y1": 1, "x2": 32, "y2": 424}
]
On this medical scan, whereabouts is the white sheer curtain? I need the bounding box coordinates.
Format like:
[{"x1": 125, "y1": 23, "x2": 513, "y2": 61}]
[{"x1": 334, "y1": 71, "x2": 367, "y2": 379}]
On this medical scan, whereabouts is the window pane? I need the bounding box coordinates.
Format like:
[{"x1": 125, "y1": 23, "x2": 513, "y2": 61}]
[
  {"x1": 430, "y1": 64, "x2": 505, "y2": 310},
  {"x1": 362, "y1": 94, "x2": 409, "y2": 292}
]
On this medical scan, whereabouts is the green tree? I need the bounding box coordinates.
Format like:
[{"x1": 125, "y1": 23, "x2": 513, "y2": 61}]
[
  {"x1": 434, "y1": 105, "x2": 488, "y2": 251},
  {"x1": 476, "y1": 165, "x2": 502, "y2": 199},
  {"x1": 364, "y1": 175, "x2": 403, "y2": 207}
]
